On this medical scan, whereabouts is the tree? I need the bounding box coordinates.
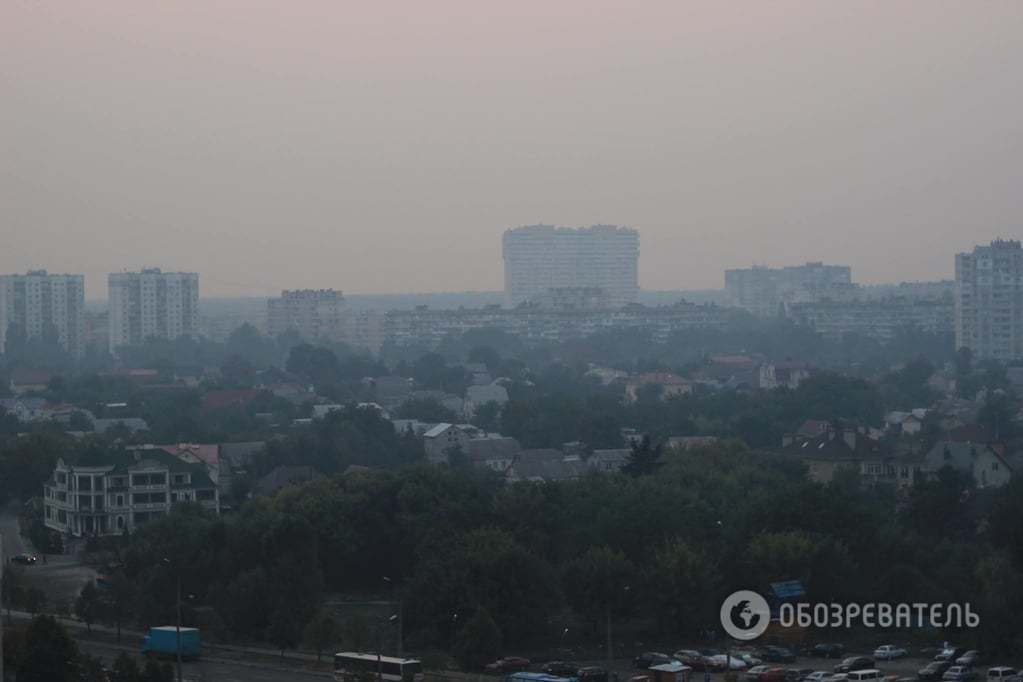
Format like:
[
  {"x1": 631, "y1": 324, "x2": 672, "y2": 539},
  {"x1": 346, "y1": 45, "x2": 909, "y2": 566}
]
[
  {"x1": 110, "y1": 652, "x2": 143, "y2": 682},
  {"x1": 77, "y1": 653, "x2": 109, "y2": 682},
  {"x1": 142, "y1": 659, "x2": 174, "y2": 682},
  {"x1": 75, "y1": 581, "x2": 103, "y2": 633},
  {"x1": 15, "y1": 615, "x2": 80, "y2": 682},
  {"x1": 561, "y1": 546, "x2": 636, "y2": 627},
  {"x1": 452, "y1": 608, "x2": 503, "y2": 670},
  {"x1": 266, "y1": 607, "x2": 302, "y2": 663},
  {"x1": 106, "y1": 572, "x2": 138, "y2": 642},
  {"x1": 2, "y1": 563, "x2": 24, "y2": 618},
  {"x1": 342, "y1": 612, "x2": 371, "y2": 651},
  {"x1": 622, "y1": 435, "x2": 663, "y2": 477},
  {"x1": 304, "y1": 609, "x2": 341, "y2": 662},
  {"x1": 24, "y1": 586, "x2": 47, "y2": 615}
]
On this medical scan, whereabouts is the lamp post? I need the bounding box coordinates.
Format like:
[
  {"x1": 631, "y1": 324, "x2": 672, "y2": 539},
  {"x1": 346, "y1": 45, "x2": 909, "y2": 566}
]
[
  {"x1": 162, "y1": 558, "x2": 183, "y2": 682},
  {"x1": 383, "y1": 576, "x2": 403, "y2": 656},
  {"x1": 377, "y1": 614, "x2": 398, "y2": 682}
]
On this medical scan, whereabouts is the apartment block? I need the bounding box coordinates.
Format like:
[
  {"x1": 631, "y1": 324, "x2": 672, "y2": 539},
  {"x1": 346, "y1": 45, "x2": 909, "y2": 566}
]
[
  {"x1": 725, "y1": 262, "x2": 853, "y2": 316},
  {"x1": 502, "y1": 225, "x2": 639, "y2": 308},
  {"x1": 266, "y1": 289, "x2": 347, "y2": 341},
  {"x1": 108, "y1": 269, "x2": 199, "y2": 352},
  {"x1": 956, "y1": 239, "x2": 1023, "y2": 360},
  {"x1": 0, "y1": 270, "x2": 85, "y2": 357}
]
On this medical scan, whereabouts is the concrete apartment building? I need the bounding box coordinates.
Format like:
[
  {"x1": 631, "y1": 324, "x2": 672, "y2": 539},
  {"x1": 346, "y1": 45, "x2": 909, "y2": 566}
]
[
  {"x1": 956, "y1": 239, "x2": 1023, "y2": 361},
  {"x1": 43, "y1": 447, "x2": 219, "y2": 538},
  {"x1": 267, "y1": 289, "x2": 347, "y2": 341},
  {"x1": 108, "y1": 269, "x2": 199, "y2": 353},
  {"x1": 725, "y1": 262, "x2": 853, "y2": 316},
  {"x1": 0, "y1": 270, "x2": 85, "y2": 357},
  {"x1": 502, "y1": 224, "x2": 639, "y2": 308}
]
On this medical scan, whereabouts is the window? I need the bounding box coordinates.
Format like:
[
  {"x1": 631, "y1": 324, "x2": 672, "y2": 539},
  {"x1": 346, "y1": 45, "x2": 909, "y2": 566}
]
[
  {"x1": 173, "y1": 473, "x2": 190, "y2": 485},
  {"x1": 196, "y1": 489, "x2": 215, "y2": 501},
  {"x1": 117, "y1": 516, "x2": 124, "y2": 529},
  {"x1": 116, "y1": 494, "x2": 124, "y2": 507},
  {"x1": 78, "y1": 476, "x2": 92, "y2": 491}
]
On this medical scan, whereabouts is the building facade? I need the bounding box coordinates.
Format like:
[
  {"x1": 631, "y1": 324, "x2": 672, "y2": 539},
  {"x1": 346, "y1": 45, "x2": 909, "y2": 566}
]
[
  {"x1": 955, "y1": 240, "x2": 1023, "y2": 360},
  {"x1": 0, "y1": 270, "x2": 85, "y2": 357},
  {"x1": 43, "y1": 448, "x2": 219, "y2": 538},
  {"x1": 502, "y1": 225, "x2": 639, "y2": 308},
  {"x1": 108, "y1": 269, "x2": 199, "y2": 352},
  {"x1": 267, "y1": 289, "x2": 348, "y2": 341},
  {"x1": 725, "y1": 262, "x2": 853, "y2": 316}
]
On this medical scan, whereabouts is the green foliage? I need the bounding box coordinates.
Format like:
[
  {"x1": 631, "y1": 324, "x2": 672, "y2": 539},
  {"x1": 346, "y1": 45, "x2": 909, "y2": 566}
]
[
  {"x1": 14, "y1": 615, "x2": 80, "y2": 682},
  {"x1": 110, "y1": 652, "x2": 143, "y2": 682},
  {"x1": 304, "y1": 609, "x2": 341, "y2": 661},
  {"x1": 75, "y1": 581, "x2": 103, "y2": 632},
  {"x1": 452, "y1": 608, "x2": 503, "y2": 670}
]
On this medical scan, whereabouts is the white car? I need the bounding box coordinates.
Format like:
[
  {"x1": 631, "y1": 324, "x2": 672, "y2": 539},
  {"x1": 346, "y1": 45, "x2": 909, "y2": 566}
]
[
  {"x1": 708, "y1": 655, "x2": 748, "y2": 671},
  {"x1": 874, "y1": 646, "x2": 908, "y2": 661},
  {"x1": 805, "y1": 672, "x2": 831, "y2": 682}
]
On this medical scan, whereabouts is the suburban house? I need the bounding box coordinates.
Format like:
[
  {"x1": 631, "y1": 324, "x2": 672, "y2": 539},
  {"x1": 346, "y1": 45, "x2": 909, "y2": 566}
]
[
  {"x1": 505, "y1": 449, "x2": 587, "y2": 483},
  {"x1": 758, "y1": 362, "x2": 813, "y2": 390},
  {"x1": 586, "y1": 449, "x2": 632, "y2": 473},
  {"x1": 921, "y1": 441, "x2": 1012, "y2": 488},
  {"x1": 43, "y1": 447, "x2": 219, "y2": 538},
  {"x1": 623, "y1": 372, "x2": 693, "y2": 403},
  {"x1": 253, "y1": 465, "x2": 323, "y2": 497},
  {"x1": 465, "y1": 436, "x2": 520, "y2": 472},
  {"x1": 422, "y1": 423, "x2": 483, "y2": 464},
  {"x1": 777, "y1": 427, "x2": 917, "y2": 487},
  {"x1": 884, "y1": 409, "x2": 927, "y2": 435},
  {"x1": 463, "y1": 383, "x2": 510, "y2": 418}
]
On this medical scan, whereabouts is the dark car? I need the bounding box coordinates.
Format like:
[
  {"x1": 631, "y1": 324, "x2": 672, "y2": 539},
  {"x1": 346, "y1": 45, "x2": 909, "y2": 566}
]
[
  {"x1": 835, "y1": 658, "x2": 874, "y2": 674},
  {"x1": 579, "y1": 666, "x2": 609, "y2": 682},
  {"x1": 674, "y1": 650, "x2": 712, "y2": 671},
  {"x1": 635, "y1": 653, "x2": 675, "y2": 670},
  {"x1": 955, "y1": 653, "x2": 981, "y2": 668},
  {"x1": 786, "y1": 669, "x2": 814, "y2": 682},
  {"x1": 761, "y1": 648, "x2": 797, "y2": 664},
  {"x1": 485, "y1": 657, "x2": 531, "y2": 673},
  {"x1": 10, "y1": 554, "x2": 37, "y2": 565},
  {"x1": 811, "y1": 645, "x2": 846, "y2": 660},
  {"x1": 544, "y1": 662, "x2": 581, "y2": 677},
  {"x1": 919, "y1": 662, "x2": 953, "y2": 681},
  {"x1": 759, "y1": 668, "x2": 789, "y2": 682}
]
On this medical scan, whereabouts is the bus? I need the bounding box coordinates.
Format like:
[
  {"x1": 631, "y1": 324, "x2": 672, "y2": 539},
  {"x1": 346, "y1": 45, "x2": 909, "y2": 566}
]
[{"x1": 334, "y1": 652, "x2": 423, "y2": 682}]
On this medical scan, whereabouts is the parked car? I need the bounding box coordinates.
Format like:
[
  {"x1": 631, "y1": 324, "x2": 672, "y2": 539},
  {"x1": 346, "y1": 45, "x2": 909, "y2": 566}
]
[
  {"x1": 936, "y1": 650, "x2": 968, "y2": 664},
  {"x1": 578, "y1": 667, "x2": 609, "y2": 682},
  {"x1": 543, "y1": 662, "x2": 581, "y2": 677},
  {"x1": 986, "y1": 668, "x2": 1019, "y2": 682},
  {"x1": 750, "y1": 668, "x2": 788, "y2": 682},
  {"x1": 919, "y1": 662, "x2": 953, "y2": 681},
  {"x1": 836, "y1": 659, "x2": 875, "y2": 674},
  {"x1": 761, "y1": 648, "x2": 798, "y2": 664},
  {"x1": 675, "y1": 651, "x2": 712, "y2": 671},
  {"x1": 739, "y1": 655, "x2": 764, "y2": 668},
  {"x1": 635, "y1": 653, "x2": 675, "y2": 670},
  {"x1": 805, "y1": 672, "x2": 832, "y2": 682},
  {"x1": 786, "y1": 669, "x2": 814, "y2": 682},
  {"x1": 875, "y1": 647, "x2": 909, "y2": 661},
  {"x1": 943, "y1": 668, "x2": 977, "y2": 682},
  {"x1": 486, "y1": 657, "x2": 531, "y2": 673},
  {"x1": 956, "y1": 653, "x2": 981, "y2": 667},
  {"x1": 826, "y1": 675, "x2": 848, "y2": 682},
  {"x1": 10, "y1": 554, "x2": 37, "y2": 565},
  {"x1": 847, "y1": 671, "x2": 884, "y2": 682},
  {"x1": 708, "y1": 655, "x2": 749, "y2": 671},
  {"x1": 811, "y1": 645, "x2": 847, "y2": 660}
]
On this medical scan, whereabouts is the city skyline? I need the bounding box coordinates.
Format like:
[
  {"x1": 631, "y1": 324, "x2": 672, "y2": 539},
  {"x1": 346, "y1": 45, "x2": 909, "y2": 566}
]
[{"x1": 6, "y1": 2, "x2": 1023, "y2": 298}]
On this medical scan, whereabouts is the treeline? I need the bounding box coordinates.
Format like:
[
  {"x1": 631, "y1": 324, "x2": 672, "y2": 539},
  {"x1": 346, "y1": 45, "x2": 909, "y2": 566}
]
[{"x1": 42, "y1": 443, "x2": 1023, "y2": 664}]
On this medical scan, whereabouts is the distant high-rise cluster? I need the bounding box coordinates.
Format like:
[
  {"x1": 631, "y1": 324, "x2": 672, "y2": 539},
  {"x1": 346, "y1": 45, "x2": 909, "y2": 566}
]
[
  {"x1": 108, "y1": 269, "x2": 199, "y2": 353},
  {"x1": 502, "y1": 224, "x2": 639, "y2": 308},
  {"x1": 724, "y1": 262, "x2": 853, "y2": 316},
  {"x1": 956, "y1": 239, "x2": 1023, "y2": 361},
  {"x1": 0, "y1": 270, "x2": 85, "y2": 357}
]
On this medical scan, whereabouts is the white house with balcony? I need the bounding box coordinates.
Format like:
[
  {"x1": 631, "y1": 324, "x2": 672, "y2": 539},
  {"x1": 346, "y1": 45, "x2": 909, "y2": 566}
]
[{"x1": 43, "y1": 447, "x2": 219, "y2": 538}]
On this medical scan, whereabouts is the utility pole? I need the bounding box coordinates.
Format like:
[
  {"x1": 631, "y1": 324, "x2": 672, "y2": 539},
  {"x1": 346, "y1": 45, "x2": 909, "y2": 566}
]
[
  {"x1": 175, "y1": 573, "x2": 182, "y2": 682},
  {"x1": 1, "y1": 534, "x2": 5, "y2": 682}
]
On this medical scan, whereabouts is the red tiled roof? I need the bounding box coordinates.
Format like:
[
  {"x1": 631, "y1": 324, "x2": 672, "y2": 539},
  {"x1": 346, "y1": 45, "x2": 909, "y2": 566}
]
[{"x1": 201, "y1": 389, "x2": 262, "y2": 412}]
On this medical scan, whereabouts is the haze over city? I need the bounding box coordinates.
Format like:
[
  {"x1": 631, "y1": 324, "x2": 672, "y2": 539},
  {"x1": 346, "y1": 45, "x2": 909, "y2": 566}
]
[{"x1": 5, "y1": 1, "x2": 1023, "y2": 297}]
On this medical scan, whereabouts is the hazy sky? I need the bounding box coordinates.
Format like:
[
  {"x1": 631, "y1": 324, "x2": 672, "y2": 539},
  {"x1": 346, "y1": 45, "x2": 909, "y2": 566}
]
[{"x1": 3, "y1": 2, "x2": 1022, "y2": 298}]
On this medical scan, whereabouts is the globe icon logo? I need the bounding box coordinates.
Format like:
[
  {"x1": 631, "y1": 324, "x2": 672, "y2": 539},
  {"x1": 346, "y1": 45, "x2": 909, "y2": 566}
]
[{"x1": 720, "y1": 590, "x2": 770, "y2": 640}]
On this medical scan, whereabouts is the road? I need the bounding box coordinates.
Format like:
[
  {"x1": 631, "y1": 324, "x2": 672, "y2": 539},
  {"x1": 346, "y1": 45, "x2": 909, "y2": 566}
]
[{"x1": 74, "y1": 637, "x2": 333, "y2": 681}]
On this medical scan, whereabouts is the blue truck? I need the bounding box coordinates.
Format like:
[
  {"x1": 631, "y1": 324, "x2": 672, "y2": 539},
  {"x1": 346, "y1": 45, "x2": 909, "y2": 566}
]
[{"x1": 142, "y1": 626, "x2": 201, "y2": 659}]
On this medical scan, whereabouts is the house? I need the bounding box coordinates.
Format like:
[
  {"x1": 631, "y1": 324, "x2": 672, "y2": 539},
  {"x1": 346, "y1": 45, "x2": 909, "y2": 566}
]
[
  {"x1": 92, "y1": 417, "x2": 150, "y2": 435},
  {"x1": 218, "y1": 441, "x2": 266, "y2": 501},
  {"x1": 505, "y1": 449, "x2": 586, "y2": 483},
  {"x1": 666, "y1": 436, "x2": 720, "y2": 450},
  {"x1": 463, "y1": 383, "x2": 509, "y2": 418},
  {"x1": 466, "y1": 435, "x2": 520, "y2": 472},
  {"x1": 623, "y1": 373, "x2": 693, "y2": 403},
  {"x1": 586, "y1": 449, "x2": 631, "y2": 473},
  {"x1": 391, "y1": 419, "x2": 435, "y2": 436},
  {"x1": 778, "y1": 428, "x2": 899, "y2": 485},
  {"x1": 758, "y1": 362, "x2": 813, "y2": 390},
  {"x1": 9, "y1": 369, "x2": 53, "y2": 395},
  {"x1": 200, "y1": 388, "x2": 262, "y2": 413},
  {"x1": 921, "y1": 441, "x2": 1012, "y2": 488},
  {"x1": 312, "y1": 404, "x2": 344, "y2": 419},
  {"x1": 43, "y1": 447, "x2": 219, "y2": 537},
  {"x1": 423, "y1": 423, "x2": 483, "y2": 464},
  {"x1": 253, "y1": 465, "x2": 323, "y2": 497},
  {"x1": 793, "y1": 419, "x2": 831, "y2": 440},
  {"x1": 884, "y1": 410, "x2": 927, "y2": 436}
]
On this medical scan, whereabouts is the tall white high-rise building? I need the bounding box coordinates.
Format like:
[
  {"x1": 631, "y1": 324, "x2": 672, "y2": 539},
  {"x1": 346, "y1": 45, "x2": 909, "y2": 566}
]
[
  {"x1": 108, "y1": 269, "x2": 199, "y2": 353},
  {"x1": 956, "y1": 239, "x2": 1023, "y2": 361},
  {"x1": 0, "y1": 270, "x2": 86, "y2": 357},
  {"x1": 502, "y1": 224, "x2": 639, "y2": 308}
]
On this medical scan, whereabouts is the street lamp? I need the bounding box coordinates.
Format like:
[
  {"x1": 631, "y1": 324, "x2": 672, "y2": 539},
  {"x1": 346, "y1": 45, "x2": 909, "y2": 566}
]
[
  {"x1": 162, "y1": 558, "x2": 183, "y2": 682},
  {"x1": 383, "y1": 576, "x2": 403, "y2": 656}
]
